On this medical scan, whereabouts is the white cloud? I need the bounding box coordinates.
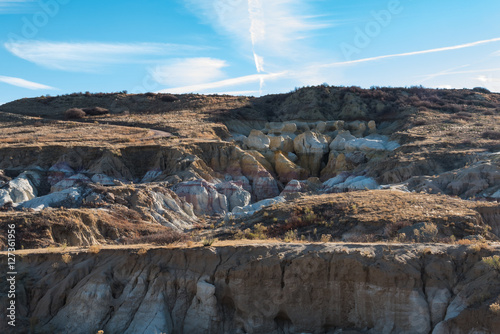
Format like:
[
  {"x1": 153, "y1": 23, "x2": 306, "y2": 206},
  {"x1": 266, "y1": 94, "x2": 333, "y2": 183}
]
[
  {"x1": 157, "y1": 72, "x2": 286, "y2": 94},
  {"x1": 476, "y1": 75, "x2": 500, "y2": 83},
  {"x1": 150, "y1": 58, "x2": 228, "y2": 87},
  {"x1": 4, "y1": 40, "x2": 206, "y2": 71},
  {"x1": 0, "y1": 75, "x2": 56, "y2": 90}
]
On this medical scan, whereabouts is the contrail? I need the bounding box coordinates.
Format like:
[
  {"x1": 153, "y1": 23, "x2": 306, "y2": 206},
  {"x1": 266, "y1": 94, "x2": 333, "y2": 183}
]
[
  {"x1": 248, "y1": 0, "x2": 265, "y2": 94},
  {"x1": 323, "y1": 37, "x2": 500, "y2": 67}
]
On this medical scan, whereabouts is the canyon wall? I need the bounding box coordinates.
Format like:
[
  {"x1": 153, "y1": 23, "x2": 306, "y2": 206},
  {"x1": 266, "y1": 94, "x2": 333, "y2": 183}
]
[{"x1": 1, "y1": 243, "x2": 499, "y2": 334}]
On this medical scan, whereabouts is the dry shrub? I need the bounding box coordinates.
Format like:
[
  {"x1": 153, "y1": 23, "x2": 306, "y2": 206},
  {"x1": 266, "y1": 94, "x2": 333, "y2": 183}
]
[
  {"x1": 202, "y1": 237, "x2": 215, "y2": 247},
  {"x1": 235, "y1": 223, "x2": 268, "y2": 240},
  {"x1": 383, "y1": 220, "x2": 412, "y2": 238},
  {"x1": 82, "y1": 107, "x2": 109, "y2": 116},
  {"x1": 161, "y1": 94, "x2": 179, "y2": 102},
  {"x1": 457, "y1": 239, "x2": 473, "y2": 245},
  {"x1": 490, "y1": 303, "x2": 500, "y2": 314},
  {"x1": 64, "y1": 108, "x2": 86, "y2": 120},
  {"x1": 125, "y1": 229, "x2": 189, "y2": 245},
  {"x1": 482, "y1": 255, "x2": 500, "y2": 270},
  {"x1": 61, "y1": 253, "x2": 72, "y2": 263},
  {"x1": 137, "y1": 248, "x2": 148, "y2": 255},
  {"x1": 472, "y1": 87, "x2": 491, "y2": 94},
  {"x1": 320, "y1": 234, "x2": 332, "y2": 242},
  {"x1": 482, "y1": 131, "x2": 500, "y2": 140},
  {"x1": 88, "y1": 245, "x2": 101, "y2": 254},
  {"x1": 422, "y1": 247, "x2": 433, "y2": 255}
]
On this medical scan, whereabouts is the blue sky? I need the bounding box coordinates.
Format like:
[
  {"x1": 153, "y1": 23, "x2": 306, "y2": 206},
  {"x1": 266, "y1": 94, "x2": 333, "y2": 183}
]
[{"x1": 1, "y1": 0, "x2": 500, "y2": 105}]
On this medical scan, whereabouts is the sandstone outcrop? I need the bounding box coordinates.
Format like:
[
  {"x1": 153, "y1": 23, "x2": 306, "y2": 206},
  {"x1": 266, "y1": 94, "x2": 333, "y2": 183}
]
[
  {"x1": 239, "y1": 154, "x2": 280, "y2": 201},
  {"x1": 130, "y1": 188, "x2": 196, "y2": 230},
  {"x1": 269, "y1": 135, "x2": 295, "y2": 152},
  {"x1": 324, "y1": 175, "x2": 379, "y2": 192},
  {"x1": 274, "y1": 151, "x2": 309, "y2": 184},
  {"x1": 215, "y1": 181, "x2": 251, "y2": 211},
  {"x1": 140, "y1": 168, "x2": 162, "y2": 183},
  {"x1": 89, "y1": 152, "x2": 134, "y2": 181},
  {"x1": 407, "y1": 155, "x2": 500, "y2": 199},
  {"x1": 48, "y1": 162, "x2": 75, "y2": 186},
  {"x1": 279, "y1": 179, "x2": 320, "y2": 197},
  {"x1": 227, "y1": 196, "x2": 286, "y2": 220},
  {"x1": 1, "y1": 171, "x2": 41, "y2": 204},
  {"x1": 265, "y1": 122, "x2": 297, "y2": 135},
  {"x1": 293, "y1": 131, "x2": 329, "y2": 176},
  {"x1": 51, "y1": 173, "x2": 91, "y2": 193},
  {"x1": 0, "y1": 189, "x2": 12, "y2": 207},
  {"x1": 17, "y1": 187, "x2": 84, "y2": 210},
  {"x1": 173, "y1": 179, "x2": 228, "y2": 216},
  {"x1": 91, "y1": 173, "x2": 116, "y2": 186},
  {"x1": 244, "y1": 129, "x2": 270, "y2": 151}
]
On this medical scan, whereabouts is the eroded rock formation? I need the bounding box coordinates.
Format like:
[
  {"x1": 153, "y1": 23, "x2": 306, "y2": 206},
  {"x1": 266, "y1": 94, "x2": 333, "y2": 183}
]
[{"x1": 2, "y1": 244, "x2": 499, "y2": 334}]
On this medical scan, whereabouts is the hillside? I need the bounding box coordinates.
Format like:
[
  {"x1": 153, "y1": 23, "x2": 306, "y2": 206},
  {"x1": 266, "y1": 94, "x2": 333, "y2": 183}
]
[
  {"x1": 1, "y1": 86, "x2": 499, "y2": 247},
  {"x1": 1, "y1": 86, "x2": 500, "y2": 333}
]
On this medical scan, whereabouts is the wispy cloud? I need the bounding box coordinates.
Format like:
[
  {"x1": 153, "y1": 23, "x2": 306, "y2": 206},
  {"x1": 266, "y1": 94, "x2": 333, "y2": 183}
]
[
  {"x1": 213, "y1": 90, "x2": 260, "y2": 96},
  {"x1": 150, "y1": 58, "x2": 227, "y2": 87},
  {"x1": 4, "y1": 40, "x2": 206, "y2": 71},
  {"x1": 0, "y1": 0, "x2": 37, "y2": 14},
  {"x1": 184, "y1": 0, "x2": 331, "y2": 93},
  {"x1": 417, "y1": 67, "x2": 500, "y2": 81},
  {"x1": 157, "y1": 72, "x2": 286, "y2": 94},
  {"x1": 0, "y1": 75, "x2": 56, "y2": 90},
  {"x1": 321, "y1": 37, "x2": 500, "y2": 68}
]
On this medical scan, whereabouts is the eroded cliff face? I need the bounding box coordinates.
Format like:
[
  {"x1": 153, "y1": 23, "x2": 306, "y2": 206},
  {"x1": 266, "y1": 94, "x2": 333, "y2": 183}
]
[{"x1": 1, "y1": 243, "x2": 499, "y2": 334}]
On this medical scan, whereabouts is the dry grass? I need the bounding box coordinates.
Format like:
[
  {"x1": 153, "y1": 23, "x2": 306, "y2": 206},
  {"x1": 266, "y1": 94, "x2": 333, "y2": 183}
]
[
  {"x1": 137, "y1": 248, "x2": 148, "y2": 256},
  {"x1": 482, "y1": 255, "x2": 500, "y2": 270},
  {"x1": 489, "y1": 302, "x2": 500, "y2": 314},
  {"x1": 227, "y1": 190, "x2": 497, "y2": 243},
  {"x1": 0, "y1": 207, "x2": 186, "y2": 249},
  {"x1": 88, "y1": 245, "x2": 102, "y2": 254},
  {"x1": 61, "y1": 253, "x2": 72, "y2": 263},
  {"x1": 0, "y1": 119, "x2": 162, "y2": 148}
]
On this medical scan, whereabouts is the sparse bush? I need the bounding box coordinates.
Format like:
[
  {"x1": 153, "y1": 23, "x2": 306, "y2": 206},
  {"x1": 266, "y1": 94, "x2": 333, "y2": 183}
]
[
  {"x1": 420, "y1": 222, "x2": 438, "y2": 241},
  {"x1": 61, "y1": 253, "x2": 72, "y2": 264},
  {"x1": 482, "y1": 131, "x2": 500, "y2": 140},
  {"x1": 82, "y1": 107, "x2": 109, "y2": 116},
  {"x1": 137, "y1": 248, "x2": 148, "y2": 255},
  {"x1": 88, "y1": 245, "x2": 101, "y2": 254},
  {"x1": 473, "y1": 87, "x2": 491, "y2": 94},
  {"x1": 284, "y1": 230, "x2": 298, "y2": 242},
  {"x1": 125, "y1": 230, "x2": 189, "y2": 245},
  {"x1": 161, "y1": 94, "x2": 179, "y2": 102},
  {"x1": 202, "y1": 237, "x2": 215, "y2": 247},
  {"x1": 320, "y1": 234, "x2": 332, "y2": 243},
  {"x1": 482, "y1": 255, "x2": 500, "y2": 270},
  {"x1": 489, "y1": 303, "x2": 500, "y2": 314},
  {"x1": 64, "y1": 108, "x2": 86, "y2": 120},
  {"x1": 241, "y1": 223, "x2": 268, "y2": 240}
]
